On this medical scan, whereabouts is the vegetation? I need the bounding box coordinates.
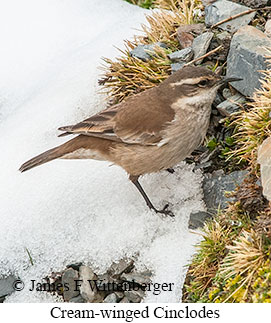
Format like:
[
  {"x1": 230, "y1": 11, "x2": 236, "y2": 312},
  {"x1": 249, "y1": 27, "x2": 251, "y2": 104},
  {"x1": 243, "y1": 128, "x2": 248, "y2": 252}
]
[
  {"x1": 100, "y1": 0, "x2": 201, "y2": 104},
  {"x1": 228, "y1": 66, "x2": 271, "y2": 168},
  {"x1": 112, "y1": 1, "x2": 271, "y2": 303},
  {"x1": 124, "y1": 0, "x2": 155, "y2": 9},
  {"x1": 183, "y1": 69, "x2": 271, "y2": 302}
]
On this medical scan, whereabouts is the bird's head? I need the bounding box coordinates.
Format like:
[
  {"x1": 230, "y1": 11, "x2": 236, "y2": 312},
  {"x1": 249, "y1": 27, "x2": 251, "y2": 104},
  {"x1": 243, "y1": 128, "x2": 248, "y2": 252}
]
[{"x1": 161, "y1": 66, "x2": 241, "y2": 110}]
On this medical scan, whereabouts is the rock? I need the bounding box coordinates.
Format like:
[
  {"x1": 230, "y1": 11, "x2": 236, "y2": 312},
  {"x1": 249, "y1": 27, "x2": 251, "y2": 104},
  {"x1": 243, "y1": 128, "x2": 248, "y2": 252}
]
[
  {"x1": 258, "y1": 136, "x2": 271, "y2": 202},
  {"x1": 192, "y1": 32, "x2": 213, "y2": 64},
  {"x1": 119, "y1": 296, "x2": 130, "y2": 303},
  {"x1": 205, "y1": 0, "x2": 256, "y2": 32},
  {"x1": 124, "y1": 290, "x2": 144, "y2": 303},
  {"x1": 103, "y1": 293, "x2": 118, "y2": 303},
  {"x1": 202, "y1": 0, "x2": 217, "y2": 5},
  {"x1": 214, "y1": 92, "x2": 224, "y2": 106},
  {"x1": 121, "y1": 271, "x2": 152, "y2": 285},
  {"x1": 194, "y1": 160, "x2": 213, "y2": 171},
  {"x1": 0, "y1": 275, "x2": 17, "y2": 299},
  {"x1": 216, "y1": 31, "x2": 231, "y2": 44},
  {"x1": 222, "y1": 88, "x2": 233, "y2": 99},
  {"x1": 171, "y1": 62, "x2": 185, "y2": 73},
  {"x1": 177, "y1": 24, "x2": 205, "y2": 48},
  {"x1": 108, "y1": 259, "x2": 134, "y2": 277},
  {"x1": 203, "y1": 170, "x2": 248, "y2": 213},
  {"x1": 130, "y1": 42, "x2": 167, "y2": 62},
  {"x1": 79, "y1": 265, "x2": 99, "y2": 302},
  {"x1": 69, "y1": 295, "x2": 86, "y2": 303},
  {"x1": 168, "y1": 47, "x2": 193, "y2": 63},
  {"x1": 217, "y1": 93, "x2": 246, "y2": 116},
  {"x1": 189, "y1": 211, "x2": 212, "y2": 229},
  {"x1": 265, "y1": 19, "x2": 271, "y2": 38},
  {"x1": 114, "y1": 291, "x2": 124, "y2": 301},
  {"x1": 62, "y1": 268, "x2": 80, "y2": 301},
  {"x1": 67, "y1": 263, "x2": 82, "y2": 271},
  {"x1": 238, "y1": 0, "x2": 270, "y2": 8},
  {"x1": 227, "y1": 26, "x2": 271, "y2": 97}
]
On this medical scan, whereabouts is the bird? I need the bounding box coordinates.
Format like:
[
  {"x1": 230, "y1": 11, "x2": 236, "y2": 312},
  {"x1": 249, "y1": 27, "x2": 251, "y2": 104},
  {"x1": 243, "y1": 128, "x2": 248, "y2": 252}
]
[{"x1": 19, "y1": 66, "x2": 240, "y2": 216}]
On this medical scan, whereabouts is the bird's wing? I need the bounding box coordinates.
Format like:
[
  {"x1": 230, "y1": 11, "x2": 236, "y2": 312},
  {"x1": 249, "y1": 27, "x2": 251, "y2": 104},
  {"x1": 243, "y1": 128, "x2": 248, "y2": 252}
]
[
  {"x1": 58, "y1": 87, "x2": 175, "y2": 146},
  {"x1": 58, "y1": 104, "x2": 120, "y2": 140}
]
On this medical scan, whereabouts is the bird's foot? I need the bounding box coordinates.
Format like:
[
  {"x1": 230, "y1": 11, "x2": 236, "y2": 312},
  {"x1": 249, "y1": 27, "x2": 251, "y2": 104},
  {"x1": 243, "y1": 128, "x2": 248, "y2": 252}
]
[{"x1": 154, "y1": 204, "x2": 174, "y2": 217}]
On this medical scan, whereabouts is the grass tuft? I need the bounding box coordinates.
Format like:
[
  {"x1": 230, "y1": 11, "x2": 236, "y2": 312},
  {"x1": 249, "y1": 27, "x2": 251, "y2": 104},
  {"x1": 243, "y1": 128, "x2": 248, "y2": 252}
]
[
  {"x1": 100, "y1": 1, "x2": 202, "y2": 104},
  {"x1": 228, "y1": 63, "x2": 271, "y2": 168},
  {"x1": 183, "y1": 175, "x2": 271, "y2": 303}
]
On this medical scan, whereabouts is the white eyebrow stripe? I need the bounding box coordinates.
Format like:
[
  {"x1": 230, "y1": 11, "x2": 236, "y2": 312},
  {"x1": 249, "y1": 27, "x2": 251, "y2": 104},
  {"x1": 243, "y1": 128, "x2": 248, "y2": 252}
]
[{"x1": 170, "y1": 77, "x2": 207, "y2": 87}]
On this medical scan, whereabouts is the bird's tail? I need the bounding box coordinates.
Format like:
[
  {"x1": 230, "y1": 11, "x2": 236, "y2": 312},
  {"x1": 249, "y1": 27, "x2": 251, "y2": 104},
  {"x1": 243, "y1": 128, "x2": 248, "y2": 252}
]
[{"x1": 19, "y1": 145, "x2": 66, "y2": 172}]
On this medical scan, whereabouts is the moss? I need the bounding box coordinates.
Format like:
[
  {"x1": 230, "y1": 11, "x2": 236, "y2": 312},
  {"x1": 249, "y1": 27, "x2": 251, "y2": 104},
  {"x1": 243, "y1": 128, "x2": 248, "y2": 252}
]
[{"x1": 124, "y1": 0, "x2": 155, "y2": 9}]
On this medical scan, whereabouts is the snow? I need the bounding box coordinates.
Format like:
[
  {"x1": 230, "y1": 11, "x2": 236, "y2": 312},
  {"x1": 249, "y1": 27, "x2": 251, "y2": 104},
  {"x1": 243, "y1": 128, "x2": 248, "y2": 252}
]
[{"x1": 0, "y1": 0, "x2": 204, "y2": 302}]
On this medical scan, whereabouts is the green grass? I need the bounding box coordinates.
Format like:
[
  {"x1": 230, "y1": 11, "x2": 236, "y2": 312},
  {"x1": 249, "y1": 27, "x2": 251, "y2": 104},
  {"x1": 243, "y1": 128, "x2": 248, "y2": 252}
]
[{"x1": 124, "y1": 0, "x2": 155, "y2": 9}]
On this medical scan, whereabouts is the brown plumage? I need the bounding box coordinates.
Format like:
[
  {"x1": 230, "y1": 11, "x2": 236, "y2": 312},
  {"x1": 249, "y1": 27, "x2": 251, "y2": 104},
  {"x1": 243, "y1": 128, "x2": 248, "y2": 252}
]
[{"x1": 19, "y1": 66, "x2": 240, "y2": 216}]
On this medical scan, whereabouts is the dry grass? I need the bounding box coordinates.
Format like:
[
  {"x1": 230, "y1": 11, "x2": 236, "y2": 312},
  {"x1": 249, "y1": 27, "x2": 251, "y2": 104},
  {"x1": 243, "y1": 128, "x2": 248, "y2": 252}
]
[
  {"x1": 220, "y1": 230, "x2": 265, "y2": 280},
  {"x1": 228, "y1": 65, "x2": 271, "y2": 167},
  {"x1": 183, "y1": 172, "x2": 271, "y2": 303},
  {"x1": 100, "y1": 43, "x2": 171, "y2": 104},
  {"x1": 154, "y1": 0, "x2": 202, "y2": 24},
  {"x1": 100, "y1": 0, "x2": 202, "y2": 103}
]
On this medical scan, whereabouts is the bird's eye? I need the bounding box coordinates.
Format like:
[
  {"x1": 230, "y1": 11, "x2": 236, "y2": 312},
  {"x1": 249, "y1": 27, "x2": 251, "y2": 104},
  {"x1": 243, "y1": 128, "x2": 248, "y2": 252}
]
[{"x1": 198, "y1": 79, "x2": 208, "y2": 87}]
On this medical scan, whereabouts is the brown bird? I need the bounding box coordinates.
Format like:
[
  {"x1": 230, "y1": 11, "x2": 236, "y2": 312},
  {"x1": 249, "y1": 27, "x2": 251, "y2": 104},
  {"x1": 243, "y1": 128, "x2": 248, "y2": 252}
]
[{"x1": 19, "y1": 66, "x2": 240, "y2": 216}]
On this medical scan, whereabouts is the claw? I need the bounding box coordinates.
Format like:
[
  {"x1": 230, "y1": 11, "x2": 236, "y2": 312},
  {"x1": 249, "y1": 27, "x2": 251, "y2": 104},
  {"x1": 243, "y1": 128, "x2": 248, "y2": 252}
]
[{"x1": 155, "y1": 204, "x2": 175, "y2": 217}]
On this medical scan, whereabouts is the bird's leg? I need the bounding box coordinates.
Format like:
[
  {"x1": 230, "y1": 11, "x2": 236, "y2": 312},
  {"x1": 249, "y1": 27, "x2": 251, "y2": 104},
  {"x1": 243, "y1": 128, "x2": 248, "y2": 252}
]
[
  {"x1": 129, "y1": 175, "x2": 174, "y2": 217},
  {"x1": 166, "y1": 168, "x2": 175, "y2": 174}
]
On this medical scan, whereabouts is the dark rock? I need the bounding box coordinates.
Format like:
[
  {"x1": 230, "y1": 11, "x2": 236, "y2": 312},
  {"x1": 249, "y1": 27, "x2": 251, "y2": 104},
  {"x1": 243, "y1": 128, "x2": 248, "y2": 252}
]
[
  {"x1": 168, "y1": 47, "x2": 193, "y2": 63},
  {"x1": 0, "y1": 275, "x2": 17, "y2": 299},
  {"x1": 124, "y1": 290, "x2": 144, "y2": 303},
  {"x1": 194, "y1": 161, "x2": 213, "y2": 171},
  {"x1": 130, "y1": 42, "x2": 167, "y2": 61},
  {"x1": 69, "y1": 295, "x2": 86, "y2": 303},
  {"x1": 192, "y1": 32, "x2": 213, "y2": 64},
  {"x1": 203, "y1": 170, "x2": 248, "y2": 213},
  {"x1": 217, "y1": 93, "x2": 246, "y2": 117},
  {"x1": 227, "y1": 25, "x2": 271, "y2": 97},
  {"x1": 103, "y1": 293, "x2": 118, "y2": 303},
  {"x1": 114, "y1": 291, "x2": 125, "y2": 301},
  {"x1": 119, "y1": 296, "x2": 130, "y2": 303},
  {"x1": 121, "y1": 271, "x2": 152, "y2": 285},
  {"x1": 216, "y1": 31, "x2": 231, "y2": 44},
  {"x1": 62, "y1": 268, "x2": 80, "y2": 301},
  {"x1": 171, "y1": 62, "x2": 185, "y2": 73},
  {"x1": 205, "y1": 0, "x2": 256, "y2": 32},
  {"x1": 108, "y1": 259, "x2": 134, "y2": 277},
  {"x1": 67, "y1": 263, "x2": 82, "y2": 271},
  {"x1": 214, "y1": 92, "x2": 224, "y2": 106},
  {"x1": 189, "y1": 211, "x2": 212, "y2": 229},
  {"x1": 238, "y1": 0, "x2": 271, "y2": 8}
]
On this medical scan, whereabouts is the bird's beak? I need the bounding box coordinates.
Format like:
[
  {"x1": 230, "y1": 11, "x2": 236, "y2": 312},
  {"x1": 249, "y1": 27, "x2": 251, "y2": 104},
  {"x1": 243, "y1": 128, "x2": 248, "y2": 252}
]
[{"x1": 218, "y1": 76, "x2": 243, "y2": 86}]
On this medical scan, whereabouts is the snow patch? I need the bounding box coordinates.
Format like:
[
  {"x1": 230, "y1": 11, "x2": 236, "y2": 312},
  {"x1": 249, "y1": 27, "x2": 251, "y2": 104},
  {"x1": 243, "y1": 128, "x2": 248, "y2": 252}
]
[{"x1": 0, "y1": 0, "x2": 204, "y2": 302}]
